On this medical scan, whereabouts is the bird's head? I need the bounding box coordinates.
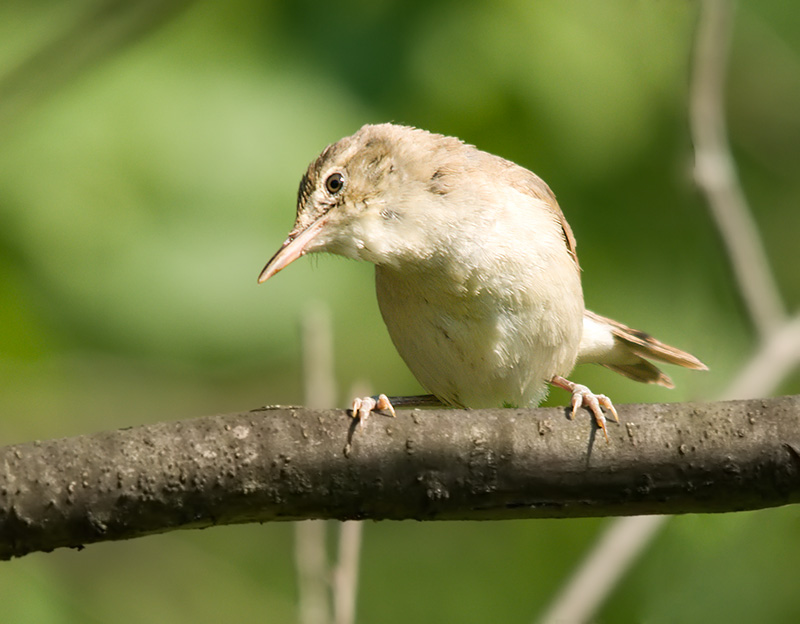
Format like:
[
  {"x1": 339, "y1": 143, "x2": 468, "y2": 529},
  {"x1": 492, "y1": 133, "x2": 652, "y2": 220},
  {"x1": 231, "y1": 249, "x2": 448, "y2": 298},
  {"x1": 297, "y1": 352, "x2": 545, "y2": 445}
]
[{"x1": 257, "y1": 123, "x2": 468, "y2": 283}]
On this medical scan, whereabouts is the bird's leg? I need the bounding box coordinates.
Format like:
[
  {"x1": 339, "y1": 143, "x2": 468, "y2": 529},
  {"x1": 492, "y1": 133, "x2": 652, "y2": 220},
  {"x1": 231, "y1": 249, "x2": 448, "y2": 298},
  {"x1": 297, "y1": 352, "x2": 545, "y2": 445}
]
[
  {"x1": 351, "y1": 394, "x2": 395, "y2": 426},
  {"x1": 350, "y1": 394, "x2": 442, "y2": 427},
  {"x1": 549, "y1": 375, "x2": 619, "y2": 442}
]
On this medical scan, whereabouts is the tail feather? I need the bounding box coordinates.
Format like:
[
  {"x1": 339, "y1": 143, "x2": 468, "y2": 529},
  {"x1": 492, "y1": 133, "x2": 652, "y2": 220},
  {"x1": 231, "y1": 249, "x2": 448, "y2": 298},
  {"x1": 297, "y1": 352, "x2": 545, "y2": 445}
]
[
  {"x1": 601, "y1": 361, "x2": 675, "y2": 388},
  {"x1": 579, "y1": 310, "x2": 708, "y2": 387}
]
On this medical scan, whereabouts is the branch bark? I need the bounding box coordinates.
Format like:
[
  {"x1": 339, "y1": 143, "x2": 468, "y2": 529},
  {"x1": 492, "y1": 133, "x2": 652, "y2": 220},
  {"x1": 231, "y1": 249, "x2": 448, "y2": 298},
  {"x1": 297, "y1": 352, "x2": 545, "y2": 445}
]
[{"x1": 2, "y1": 395, "x2": 799, "y2": 560}]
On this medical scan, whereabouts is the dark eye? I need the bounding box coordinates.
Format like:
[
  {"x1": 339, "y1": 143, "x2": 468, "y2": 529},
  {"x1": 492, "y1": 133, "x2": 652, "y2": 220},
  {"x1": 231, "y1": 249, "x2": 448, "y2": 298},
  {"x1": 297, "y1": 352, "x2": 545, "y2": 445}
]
[{"x1": 325, "y1": 172, "x2": 345, "y2": 195}]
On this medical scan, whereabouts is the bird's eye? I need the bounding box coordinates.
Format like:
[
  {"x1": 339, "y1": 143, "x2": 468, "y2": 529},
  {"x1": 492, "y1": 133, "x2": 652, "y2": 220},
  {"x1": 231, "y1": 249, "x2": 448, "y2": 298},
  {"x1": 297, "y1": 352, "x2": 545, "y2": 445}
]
[{"x1": 325, "y1": 172, "x2": 345, "y2": 195}]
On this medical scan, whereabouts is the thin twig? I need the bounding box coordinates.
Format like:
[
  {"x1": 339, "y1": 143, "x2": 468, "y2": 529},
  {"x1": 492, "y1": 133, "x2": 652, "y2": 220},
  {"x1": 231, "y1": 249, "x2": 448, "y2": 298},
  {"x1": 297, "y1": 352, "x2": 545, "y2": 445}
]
[
  {"x1": 296, "y1": 304, "x2": 337, "y2": 624},
  {"x1": 333, "y1": 521, "x2": 363, "y2": 624},
  {"x1": 303, "y1": 304, "x2": 336, "y2": 411},
  {"x1": 298, "y1": 306, "x2": 365, "y2": 624},
  {"x1": 689, "y1": 0, "x2": 785, "y2": 335},
  {"x1": 722, "y1": 314, "x2": 800, "y2": 400},
  {"x1": 537, "y1": 515, "x2": 668, "y2": 624},
  {"x1": 295, "y1": 521, "x2": 330, "y2": 624}
]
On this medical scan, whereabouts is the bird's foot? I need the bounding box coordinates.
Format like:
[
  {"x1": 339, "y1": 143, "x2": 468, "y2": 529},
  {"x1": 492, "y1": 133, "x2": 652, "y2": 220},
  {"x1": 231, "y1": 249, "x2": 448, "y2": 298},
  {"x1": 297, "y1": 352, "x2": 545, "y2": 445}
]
[
  {"x1": 550, "y1": 375, "x2": 619, "y2": 442},
  {"x1": 350, "y1": 393, "x2": 396, "y2": 427}
]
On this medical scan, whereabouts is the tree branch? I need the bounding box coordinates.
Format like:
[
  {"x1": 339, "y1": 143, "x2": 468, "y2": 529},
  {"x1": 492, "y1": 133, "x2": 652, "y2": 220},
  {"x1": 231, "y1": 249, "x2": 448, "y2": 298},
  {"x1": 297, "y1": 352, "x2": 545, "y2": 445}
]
[{"x1": 2, "y1": 395, "x2": 799, "y2": 560}]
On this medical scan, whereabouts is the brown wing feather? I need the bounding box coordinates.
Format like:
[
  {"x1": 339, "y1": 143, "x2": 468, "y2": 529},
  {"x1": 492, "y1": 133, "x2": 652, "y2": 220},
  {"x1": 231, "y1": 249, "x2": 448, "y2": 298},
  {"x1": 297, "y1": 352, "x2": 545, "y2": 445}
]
[
  {"x1": 506, "y1": 166, "x2": 580, "y2": 272},
  {"x1": 557, "y1": 212, "x2": 580, "y2": 271}
]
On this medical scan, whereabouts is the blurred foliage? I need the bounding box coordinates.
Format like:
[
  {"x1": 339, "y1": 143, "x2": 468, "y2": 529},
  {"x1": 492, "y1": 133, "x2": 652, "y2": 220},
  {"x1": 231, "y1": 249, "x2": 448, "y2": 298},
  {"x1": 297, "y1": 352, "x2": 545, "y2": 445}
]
[{"x1": 0, "y1": 0, "x2": 798, "y2": 622}]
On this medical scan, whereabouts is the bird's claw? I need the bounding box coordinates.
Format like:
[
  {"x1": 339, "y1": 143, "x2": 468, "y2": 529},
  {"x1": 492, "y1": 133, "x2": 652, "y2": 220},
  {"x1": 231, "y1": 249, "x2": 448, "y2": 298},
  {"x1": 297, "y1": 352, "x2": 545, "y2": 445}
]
[
  {"x1": 567, "y1": 384, "x2": 618, "y2": 442},
  {"x1": 550, "y1": 375, "x2": 618, "y2": 442},
  {"x1": 350, "y1": 393, "x2": 396, "y2": 427}
]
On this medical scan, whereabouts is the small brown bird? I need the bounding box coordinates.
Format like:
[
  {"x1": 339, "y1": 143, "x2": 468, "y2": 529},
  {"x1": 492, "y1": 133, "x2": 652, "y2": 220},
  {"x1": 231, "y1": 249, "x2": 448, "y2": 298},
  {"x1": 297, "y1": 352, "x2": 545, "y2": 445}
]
[{"x1": 258, "y1": 124, "x2": 706, "y2": 440}]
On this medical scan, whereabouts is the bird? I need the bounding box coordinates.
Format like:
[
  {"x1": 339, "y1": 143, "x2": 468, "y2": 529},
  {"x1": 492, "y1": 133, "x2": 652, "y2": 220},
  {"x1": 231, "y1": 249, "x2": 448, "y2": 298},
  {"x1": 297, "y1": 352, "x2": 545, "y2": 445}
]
[{"x1": 257, "y1": 123, "x2": 707, "y2": 440}]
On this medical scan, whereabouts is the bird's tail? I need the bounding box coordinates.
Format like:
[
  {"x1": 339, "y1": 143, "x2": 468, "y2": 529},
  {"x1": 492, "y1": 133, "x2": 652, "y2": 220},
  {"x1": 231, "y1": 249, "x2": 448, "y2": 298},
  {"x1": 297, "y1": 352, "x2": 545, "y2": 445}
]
[{"x1": 578, "y1": 310, "x2": 708, "y2": 388}]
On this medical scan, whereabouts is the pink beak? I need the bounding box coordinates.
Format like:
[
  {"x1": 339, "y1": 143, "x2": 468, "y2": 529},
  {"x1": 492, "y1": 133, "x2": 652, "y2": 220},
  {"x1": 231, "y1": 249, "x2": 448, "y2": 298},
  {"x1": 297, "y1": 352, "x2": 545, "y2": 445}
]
[{"x1": 257, "y1": 214, "x2": 330, "y2": 283}]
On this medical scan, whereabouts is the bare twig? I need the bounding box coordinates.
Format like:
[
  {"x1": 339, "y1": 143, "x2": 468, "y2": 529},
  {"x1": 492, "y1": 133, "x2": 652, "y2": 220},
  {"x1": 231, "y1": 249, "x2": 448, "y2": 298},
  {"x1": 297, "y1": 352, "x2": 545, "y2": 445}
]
[
  {"x1": 722, "y1": 315, "x2": 800, "y2": 400},
  {"x1": 297, "y1": 306, "x2": 365, "y2": 624},
  {"x1": 295, "y1": 520, "x2": 330, "y2": 624},
  {"x1": 302, "y1": 305, "x2": 336, "y2": 412},
  {"x1": 333, "y1": 521, "x2": 363, "y2": 624},
  {"x1": 689, "y1": 0, "x2": 785, "y2": 335},
  {"x1": 296, "y1": 305, "x2": 337, "y2": 624},
  {"x1": 537, "y1": 515, "x2": 667, "y2": 624}
]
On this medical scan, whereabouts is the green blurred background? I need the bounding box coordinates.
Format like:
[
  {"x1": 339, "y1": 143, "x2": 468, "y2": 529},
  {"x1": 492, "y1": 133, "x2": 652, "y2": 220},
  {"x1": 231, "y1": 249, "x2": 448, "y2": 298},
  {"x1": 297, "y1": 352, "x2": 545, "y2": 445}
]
[{"x1": 1, "y1": 0, "x2": 799, "y2": 622}]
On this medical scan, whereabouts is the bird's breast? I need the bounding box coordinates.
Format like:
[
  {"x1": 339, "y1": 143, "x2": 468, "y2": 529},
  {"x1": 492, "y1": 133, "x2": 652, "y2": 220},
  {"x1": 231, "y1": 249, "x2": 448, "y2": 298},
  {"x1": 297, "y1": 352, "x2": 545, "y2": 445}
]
[{"x1": 374, "y1": 256, "x2": 582, "y2": 409}]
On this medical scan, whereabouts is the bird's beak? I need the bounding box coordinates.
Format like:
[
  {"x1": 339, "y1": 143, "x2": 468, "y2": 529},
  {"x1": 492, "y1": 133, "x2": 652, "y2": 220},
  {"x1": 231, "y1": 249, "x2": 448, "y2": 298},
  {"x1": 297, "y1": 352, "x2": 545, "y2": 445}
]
[{"x1": 257, "y1": 213, "x2": 330, "y2": 283}]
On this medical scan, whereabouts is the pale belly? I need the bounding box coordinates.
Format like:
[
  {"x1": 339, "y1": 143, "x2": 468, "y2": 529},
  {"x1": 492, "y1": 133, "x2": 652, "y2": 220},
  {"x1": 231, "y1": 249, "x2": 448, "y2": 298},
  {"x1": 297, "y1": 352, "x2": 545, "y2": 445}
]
[{"x1": 374, "y1": 264, "x2": 583, "y2": 408}]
